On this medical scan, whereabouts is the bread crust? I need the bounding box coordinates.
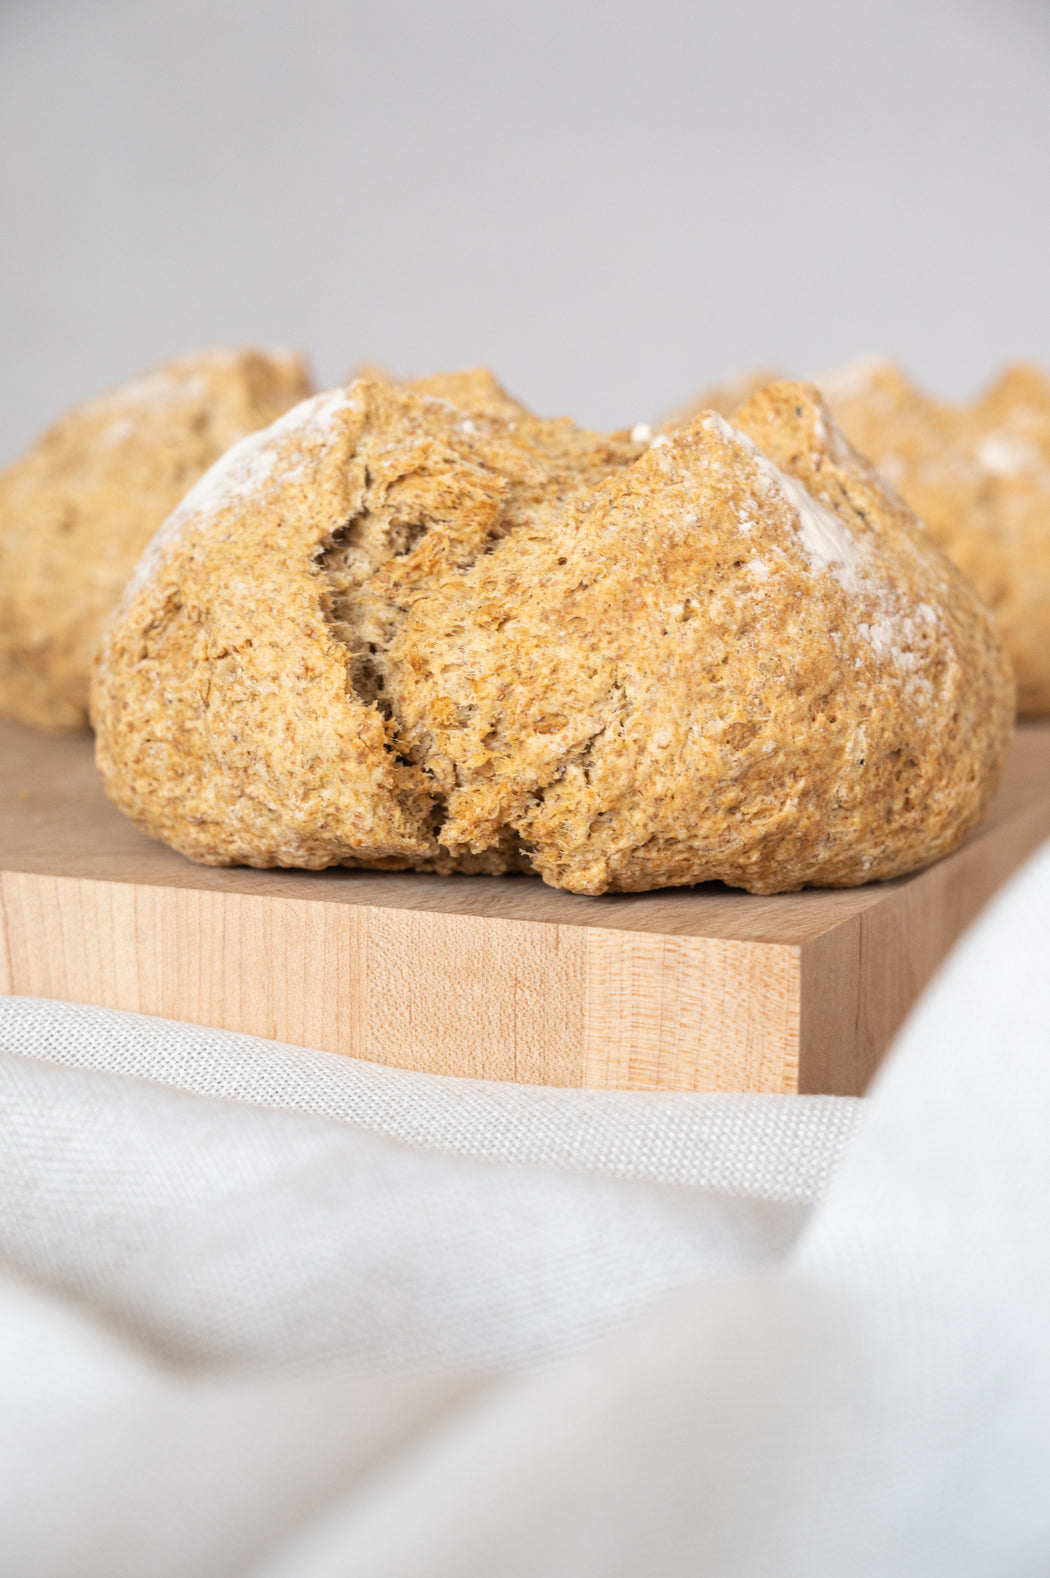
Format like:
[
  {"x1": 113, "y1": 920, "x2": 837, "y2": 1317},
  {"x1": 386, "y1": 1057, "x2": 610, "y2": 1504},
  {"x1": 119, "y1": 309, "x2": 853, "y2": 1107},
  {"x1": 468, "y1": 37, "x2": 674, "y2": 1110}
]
[
  {"x1": 0, "y1": 348, "x2": 312, "y2": 730},
  {"x1": 92, "y1": 379, "x2": 645, "y2": 872},
  {"x1": 91, "y1": 377, "x2": 1014, "y2": 895},
  {"x1": 820, "y1": 358, "x2": 1050, "y2": 716}
]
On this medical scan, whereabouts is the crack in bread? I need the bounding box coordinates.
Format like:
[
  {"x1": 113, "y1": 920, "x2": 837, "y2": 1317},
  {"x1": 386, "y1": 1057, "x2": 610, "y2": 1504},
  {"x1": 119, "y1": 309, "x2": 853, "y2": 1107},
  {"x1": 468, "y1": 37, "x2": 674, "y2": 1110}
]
[{"x1": 91, "y1": 375, "x2": 1014, "y2": 895}]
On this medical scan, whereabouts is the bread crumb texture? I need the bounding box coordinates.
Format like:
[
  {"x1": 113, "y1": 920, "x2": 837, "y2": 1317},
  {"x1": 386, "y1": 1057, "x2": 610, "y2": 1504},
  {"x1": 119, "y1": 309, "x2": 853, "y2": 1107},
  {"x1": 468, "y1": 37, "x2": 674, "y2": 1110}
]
[
  {"x1": 91, "y1": 375, "x2": 1014, "y2": 895},
  {"x1": 0, "y1": 348, "x2": 312, "y2": 731},
  {"x1": 819, "y1": 358, "x2": 1050, "y2": 716}
]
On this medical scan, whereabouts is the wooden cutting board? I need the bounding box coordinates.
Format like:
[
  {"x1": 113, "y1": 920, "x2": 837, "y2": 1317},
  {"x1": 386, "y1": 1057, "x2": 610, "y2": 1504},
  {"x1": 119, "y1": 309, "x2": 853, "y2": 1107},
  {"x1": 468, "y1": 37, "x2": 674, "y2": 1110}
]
[{"x1": 1, "y1": 716, "x2": 1048, "y2": 1094}]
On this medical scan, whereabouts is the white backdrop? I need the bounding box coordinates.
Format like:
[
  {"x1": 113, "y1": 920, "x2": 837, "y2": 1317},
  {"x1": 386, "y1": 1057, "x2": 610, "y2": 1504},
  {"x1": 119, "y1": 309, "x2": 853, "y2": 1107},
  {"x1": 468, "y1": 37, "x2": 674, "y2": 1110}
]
[{"x1": 1, "y1": 0, "x2": 1049, "y2": 462}]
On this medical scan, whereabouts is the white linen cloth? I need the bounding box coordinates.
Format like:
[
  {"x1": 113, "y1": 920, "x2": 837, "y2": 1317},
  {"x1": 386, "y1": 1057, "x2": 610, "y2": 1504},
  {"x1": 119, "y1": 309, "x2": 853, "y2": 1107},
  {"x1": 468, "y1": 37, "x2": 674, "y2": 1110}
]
[{"x1": 2, "y1": 838, "x2": 1049, "y2": 1577}]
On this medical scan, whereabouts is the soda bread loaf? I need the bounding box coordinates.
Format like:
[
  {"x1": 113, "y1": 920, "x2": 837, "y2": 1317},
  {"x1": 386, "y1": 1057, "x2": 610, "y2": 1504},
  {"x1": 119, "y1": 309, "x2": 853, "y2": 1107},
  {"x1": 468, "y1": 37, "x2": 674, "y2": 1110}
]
[
  {"x1": 820, "y1": 358, "x2": 1050, "y2": 716},
  {"x1": 0, "y1": 347, "x2": 312, "y2": 731},
  {"x1": 91, "y1": 376, "x2": 1014, "y2": 896}
]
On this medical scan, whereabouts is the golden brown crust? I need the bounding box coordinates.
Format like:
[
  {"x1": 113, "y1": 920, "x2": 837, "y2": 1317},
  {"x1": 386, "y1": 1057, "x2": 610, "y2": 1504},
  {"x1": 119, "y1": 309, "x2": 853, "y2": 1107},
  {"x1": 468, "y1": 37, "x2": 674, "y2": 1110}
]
[
  {"x1": 91, "y1": 376, "x2": 1013, "y2": 894},
  {"x1": 0, "y1": 348, "x2": 313, "y2": 731},
  {"x1": 819, "y1": 358, "x2": 1050, "y2": 715},
  {"x1": 407, "y1": 367, "x2": 532, "y2": 422},
  {"x1": 91, "y1": 379, "x2": 644, "y2": 872},
  {"x1": 388, "y1": 382, "x2": 1013, "y2": 893},
  {"x1": 348, "y1": 362, "x2": 533, "y2": 422}
]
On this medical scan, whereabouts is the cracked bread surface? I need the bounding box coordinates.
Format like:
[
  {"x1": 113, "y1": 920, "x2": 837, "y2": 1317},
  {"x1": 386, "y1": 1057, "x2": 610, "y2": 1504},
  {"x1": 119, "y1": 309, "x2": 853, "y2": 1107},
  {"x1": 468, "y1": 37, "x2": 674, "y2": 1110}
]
[
  {"x1": 348, "y1": 364, "x2": 533, "y2": 424},
  {"x1": 92, "y1": 375, "x2": 1013, "y2": 895},
  {"x1": 92, "y1": 378, "x2": 645, "y2": 873},
  {"x1": 820, "y1": 358, "x2": 1050, "y2": 715},
  {"x1": 0, "y1": 347, "x2": 313, "y2": 731}
]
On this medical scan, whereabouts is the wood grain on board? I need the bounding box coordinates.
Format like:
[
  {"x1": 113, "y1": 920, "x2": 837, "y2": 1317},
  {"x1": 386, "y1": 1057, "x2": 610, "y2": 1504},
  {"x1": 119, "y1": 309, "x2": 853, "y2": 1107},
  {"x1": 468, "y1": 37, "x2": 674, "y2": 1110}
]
[{"x1": 1, "y1": 718, "x2": 1048, "y2": 1094}]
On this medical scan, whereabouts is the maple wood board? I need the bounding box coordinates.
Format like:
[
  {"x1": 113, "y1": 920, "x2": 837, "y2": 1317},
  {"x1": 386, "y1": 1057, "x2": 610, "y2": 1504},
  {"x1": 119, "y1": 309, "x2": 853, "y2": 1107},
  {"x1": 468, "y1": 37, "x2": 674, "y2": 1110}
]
[{"x1": 1, "y1": 717, "x2": 1048, "y2": 1094}]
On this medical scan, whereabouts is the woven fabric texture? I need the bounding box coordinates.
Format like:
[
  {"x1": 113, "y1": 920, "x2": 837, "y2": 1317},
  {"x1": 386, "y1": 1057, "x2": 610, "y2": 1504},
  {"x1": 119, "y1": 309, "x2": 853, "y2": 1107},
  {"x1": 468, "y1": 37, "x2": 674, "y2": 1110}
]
[{"x1": 2, "y1": 837, "x2": 1049, "y2": 1577}]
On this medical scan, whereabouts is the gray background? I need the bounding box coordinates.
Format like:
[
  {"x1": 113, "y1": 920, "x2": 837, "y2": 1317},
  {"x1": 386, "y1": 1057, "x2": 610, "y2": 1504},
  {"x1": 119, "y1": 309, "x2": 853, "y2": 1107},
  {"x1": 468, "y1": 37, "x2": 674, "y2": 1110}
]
[{"x1": 1, "y1": 0, "x2": 1048, "y2": 463}]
